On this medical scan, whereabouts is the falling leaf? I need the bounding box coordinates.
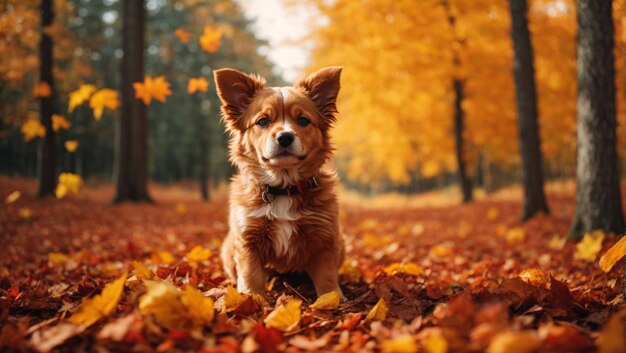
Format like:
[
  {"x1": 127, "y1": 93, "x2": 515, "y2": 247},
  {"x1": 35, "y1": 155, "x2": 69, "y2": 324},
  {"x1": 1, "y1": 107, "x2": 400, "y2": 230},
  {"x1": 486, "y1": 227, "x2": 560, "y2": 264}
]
[
  {"x1": 68, "y1": 84, "x2": 96, "y2": 112},
  {"x1": 264, "y1": 299, "x2": 302, "y2": 332},
  {"x1": 89, "y1": 88, "x2": 120, "y2": 120},
  {"x1": 64, "y1": 140, "x2": 79, "y2": 152},
  {"x1": 5, "y1": 190, "x2": 21, "y2": 204},
  {"x1": 365, "y1": 298, "x2": 388, "y2": 321},
  {"x1": 21, "y1": 118, "x2": 46, "y2": 142},
  {"x1": 310, "y1": 291, "x2": 340, "y2": 310},
  {"x1": 506, "y1": 228, "x2": 525, "y2": 243},
  {"x1": 518, "y1": 268, "x2": 550, "y2": 286},
  {"x1": 384, "y1": 262, "x2": 422, "y2": 276},
  {"x1": 599, "y1": 236, "x2": 626, "y2": 273},
  {"x1": 52, "y1": 114, "x2": 70, "y2": 132},
  {"x1": 574, "y1": 230, "x2": 605, "y2": 262},
  {"x1": 55, "y1": 173, "x2": 83, "y2": 199},
  {"x1": 381, "y1": 335, "x2": 418, "y2": 353},
  {"x1": 597, "y1": 309, "x2": 626, "y2": 353},
  {"x1": 133, "y1": 76, "x2": 172, "y2": 105},
  {"x1": 199, "y1": 25, "x2": 223, "y2": 53},
  {"x1": 69, "y1": 272, "x2": 127, "y2": 327},
  {"x1": 174, "y1": 28, "x2": 192, "y2": 43},
  {"x1": 187, "y1": 77, "x2": 209, "y2": 94},
  {"x1": 548, "y1": 235, "x2": 566, "y2": 250},
  {"x1": 486, "y1": 331, "x2": 541, "y2": 353},
  {"x1": 186, "y1": 245, "x2": 212, "y2": 262},
  {"x1": 132, "y1": 261, "x2": 154, "y2": 280},
  {"x1": 33, "y1": 81, "x2": 52, "y2": 97}
]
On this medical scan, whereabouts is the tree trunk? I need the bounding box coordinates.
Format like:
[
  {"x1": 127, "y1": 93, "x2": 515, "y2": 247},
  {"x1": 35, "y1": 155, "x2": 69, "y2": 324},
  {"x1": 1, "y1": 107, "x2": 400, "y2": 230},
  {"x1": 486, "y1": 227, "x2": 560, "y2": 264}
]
[
  {"x1": 509, "y1": 0, "x2": 549, "y2": 221},
  {"x1": 38, "y1": 0, "x2": 56, "y2": 197},
  {"x1": 569, "y1": 0, "x2": 625, "y2": 237},
  {"x1": 453, "y1": 79, "x2": 473, "y2": 203},
  {"x1": 115, "y1": 0, "x2": 151, "y2": 202}
]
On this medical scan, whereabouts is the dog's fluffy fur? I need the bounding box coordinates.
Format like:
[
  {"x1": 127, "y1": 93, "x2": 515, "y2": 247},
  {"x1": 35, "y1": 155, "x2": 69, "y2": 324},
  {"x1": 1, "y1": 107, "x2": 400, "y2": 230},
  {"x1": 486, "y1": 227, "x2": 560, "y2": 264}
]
[{"x1": 214, "y1": 67, "x2": 345, "y2": 297}]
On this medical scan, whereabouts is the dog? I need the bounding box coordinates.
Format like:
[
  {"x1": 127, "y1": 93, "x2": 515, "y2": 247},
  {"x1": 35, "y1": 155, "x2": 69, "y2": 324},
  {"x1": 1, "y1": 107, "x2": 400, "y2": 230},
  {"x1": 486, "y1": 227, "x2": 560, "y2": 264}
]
[{"x1": 213, "y1": 66, "x2": 345, "y2": 298}]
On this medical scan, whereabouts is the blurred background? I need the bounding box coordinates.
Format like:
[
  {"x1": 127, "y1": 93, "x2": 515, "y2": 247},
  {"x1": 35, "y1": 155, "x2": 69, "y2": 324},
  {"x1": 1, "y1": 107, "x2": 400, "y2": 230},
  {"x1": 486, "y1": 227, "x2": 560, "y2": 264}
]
[{"x1": 0, "y1": 0, "x2": 624, "y2": 199}]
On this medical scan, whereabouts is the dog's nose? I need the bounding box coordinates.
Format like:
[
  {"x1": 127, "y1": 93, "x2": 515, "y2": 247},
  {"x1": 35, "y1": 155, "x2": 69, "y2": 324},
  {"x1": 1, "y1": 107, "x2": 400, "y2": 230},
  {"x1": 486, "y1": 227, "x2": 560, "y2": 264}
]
[{"x1": 277, "y1": 131, "x2": 294, "y2": 147}]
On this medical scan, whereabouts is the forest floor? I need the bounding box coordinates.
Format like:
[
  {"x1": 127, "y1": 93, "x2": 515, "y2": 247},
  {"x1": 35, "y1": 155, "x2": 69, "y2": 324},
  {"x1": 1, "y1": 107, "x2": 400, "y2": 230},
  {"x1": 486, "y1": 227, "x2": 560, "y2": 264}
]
[{"x1": 1, "y1": 176, "x2": 625, "y2": 353}]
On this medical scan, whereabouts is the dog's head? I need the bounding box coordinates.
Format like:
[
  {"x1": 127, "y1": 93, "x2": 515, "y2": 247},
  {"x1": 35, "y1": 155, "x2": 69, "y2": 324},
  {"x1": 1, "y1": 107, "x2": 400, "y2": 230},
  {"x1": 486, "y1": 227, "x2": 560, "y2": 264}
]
[{"x1": 214, "y1": 67, "x2": 342, "y2": 186}]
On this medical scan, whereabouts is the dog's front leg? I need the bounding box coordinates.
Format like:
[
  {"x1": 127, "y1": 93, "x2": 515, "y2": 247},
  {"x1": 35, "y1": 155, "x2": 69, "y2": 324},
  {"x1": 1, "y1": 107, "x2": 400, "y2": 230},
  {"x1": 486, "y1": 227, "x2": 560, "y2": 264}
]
[
  {"x1": 306, "y1": 250, "x2": 343, "y2": 299},
  {"x1": 234, "y1": 249, "x2": 268, "y2": 295}
]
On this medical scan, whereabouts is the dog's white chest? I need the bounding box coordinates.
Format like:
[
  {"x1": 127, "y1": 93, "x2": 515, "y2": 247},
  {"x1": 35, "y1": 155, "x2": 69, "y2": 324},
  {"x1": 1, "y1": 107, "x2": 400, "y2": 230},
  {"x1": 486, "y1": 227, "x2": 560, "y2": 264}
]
[{"x1": 248, "y1": 197, "x2": 300, "y2": 258}]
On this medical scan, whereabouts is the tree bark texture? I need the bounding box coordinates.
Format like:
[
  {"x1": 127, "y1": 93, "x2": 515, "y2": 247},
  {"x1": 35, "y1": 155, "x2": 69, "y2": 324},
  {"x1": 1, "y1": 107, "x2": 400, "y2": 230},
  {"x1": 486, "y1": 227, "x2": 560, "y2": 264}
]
[
  {"x1": 570, "y1": 0, "x2": 625, "y2": 237},
  {"x1": 115, "y1": 0, "x2": 151, "y2": 202},
  {"x1": 509, "y1": 0, "x2": 549, "y2": 220},
  {"x1": 38, "y1": 0, "x2": 56, "y2": 197}
]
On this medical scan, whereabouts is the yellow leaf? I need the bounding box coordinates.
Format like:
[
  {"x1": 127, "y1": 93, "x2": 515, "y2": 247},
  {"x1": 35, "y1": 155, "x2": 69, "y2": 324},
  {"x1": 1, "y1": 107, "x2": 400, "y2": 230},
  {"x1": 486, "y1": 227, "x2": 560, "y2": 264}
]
[
  {"x1": 21, "y1": 118, "x2": 46, "y2": 142},
  {"x1": 187, "y1": 77, "x2": 209, "y2": 94},
  {"x1": 310, "y1": 291, "x2": 340, "y2": 310},
  {"x1": 486, "y1": 331, "x2": 541, "y2": 353},
  {"x1": 132, "y1": 261, "x2": 154, "y2": 280},
  {"x1": 139, "y1": 280, "x2": 188, "y2": 329},
  {"x1": 64, "y1": 140, "x2": 79, "y2": 152},
  {"x1": 68, "y1": 84, "x2": 96, "y2": 112},
  {"x1": 199, "y1": 26, "x2": 223, "y2": 53},
  {"x1": 153, "y1": 251, "x2": 175, "y2": 265},
  {"x1": 574, "y1": 230, "x2": 605, "y2": 262},
  {"x1": 70, "y1": 272, "x2": 127, "y2": 327},
  {"x1": 5, "y1": 190, "x2": 21, "y2": 204},
  {"x1": 599, "y1": 236, "x2": 626, "y2": 273},
  {"x1": 174, "y1": 28, "x2": 192, "y2": 43},
  {"x1": 422, "y1": 331, "x2": 448, "y2": 353},
  {"x1": 381, "y1": 335, "x2": 418, "y2": 353},
  {"x1": 264, "y1": 299, "x2": 302, "y2": 332},
  {"x1": 52, "y1": 114, "x2": 70, "y2": 132},
  {"x1": 55, "y1": 173, "x2": 83, "y2": 199},
  {"x1": 48, "y1": 252, "x2": 70, "y2": 266},
  {"x1": 18, "y1": 208, "x2": 32, "y2": 219},
  {"x1": 384, "y1": 262, "x2": 422, "y2": 276},
  {"x1": 487, "y1": 208, "x2": 499, "y2": 221},
  {"x1": 186, "y1": 245, "x2": 212, "y2": 262},
  {"x1": 181, "y1": 285, "x2": 214, "y2": 327},
  {"x1": 518, "y1": 268, "x2": 550, "y2": 286},
  {"x1": 33, "y1": 81, "x2": 52, "y2": 98},
  {"x1": 506, "y1": 228, "x2": 525, "y2": 243},
  {"x1": 597, "y1": 309, "x2": 626, "y2": 353},
  {"x1": 429, "y1": 244, "x2": 453, "y2": 258},
  {"x1": 175, "y1": 203, "x2": 188, "y2": 214},
  {"x1": 133, "y1": 76, "x2": 172, "y2": 105},
  {"x1": 224, "y1": 285, "x2": 248, "y2": 312},
  {"x1": 365, "y1": 298, "x2": 388, "y2": 321},
  {"x1": 548, "y1": 235, "x2": 566, "y2": 250},
  {"x1": 89, "y1": 88, "x2": 120, "y2": 120}
]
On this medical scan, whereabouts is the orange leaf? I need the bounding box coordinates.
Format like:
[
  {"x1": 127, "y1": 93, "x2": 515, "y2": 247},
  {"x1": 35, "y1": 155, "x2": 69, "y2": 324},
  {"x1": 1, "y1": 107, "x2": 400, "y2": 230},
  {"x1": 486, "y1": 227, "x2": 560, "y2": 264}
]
[
  {"x1": 133, "y1": 76, "x2": 172, "y2": 105},
  {"x1": 199, "y1": 26, "x2": 223, "y2": 53},
  {"x1": 599, "y1": 236, "x2": 626, "y2": 273},
  {"x1": 64, "y1": 140, "x2": 79, "y2": 152},
  {"x1": 52, "y1": 114, "x2": 70, "y2": 132},
  {"x1": 89, "y1": 88, "x2": 120, "y2": 120},
  {"x1": 174, "y1": 28, "x2": 192, "y2": 43},
  {"x1": 33, "y1": 81, "x2": 52, "y2": 98},
  {"x1": 69, "y1": 272, "x2": 127, "y2": 327},
  {"x1": 187, "y1": 77, "x2": 209, "y2": 94},
  {"x1": 365, "y1": 298, "x2": 388, "y2": 321},
  {"x1": 264, "y1": 299, "x2": 302, "y2": 332},
  {"x1": 68, "y1": 84, "x2": 96, "y2": 112},
  {"x1": 20, "y1": 118, "x2": 46, "y2": 142}
]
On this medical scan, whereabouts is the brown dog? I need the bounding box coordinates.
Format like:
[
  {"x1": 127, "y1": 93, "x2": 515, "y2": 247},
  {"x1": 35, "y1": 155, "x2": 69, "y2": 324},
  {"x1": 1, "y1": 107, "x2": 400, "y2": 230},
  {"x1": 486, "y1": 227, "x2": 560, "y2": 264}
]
[{"x1": 214, "y1": 67, "x2": 345, "y2": 298}]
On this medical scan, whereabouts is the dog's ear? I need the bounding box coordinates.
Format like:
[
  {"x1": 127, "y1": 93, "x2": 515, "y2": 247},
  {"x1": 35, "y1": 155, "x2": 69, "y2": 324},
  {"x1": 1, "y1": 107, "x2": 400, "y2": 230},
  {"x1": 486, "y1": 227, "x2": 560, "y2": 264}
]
[
  {"x1": 214, "y1": 68, "x2": 266, "y2": 129},
  {"x1": 296, "y1": 66, "x2": 342, "y2": 122}
]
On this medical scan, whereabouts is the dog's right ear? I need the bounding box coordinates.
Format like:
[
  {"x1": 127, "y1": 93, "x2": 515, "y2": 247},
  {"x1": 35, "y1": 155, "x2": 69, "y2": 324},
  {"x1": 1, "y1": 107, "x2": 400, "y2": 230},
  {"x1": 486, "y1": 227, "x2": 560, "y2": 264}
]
[{"x1": 213, "y1": 69, "x2": 266, "y2": 129}]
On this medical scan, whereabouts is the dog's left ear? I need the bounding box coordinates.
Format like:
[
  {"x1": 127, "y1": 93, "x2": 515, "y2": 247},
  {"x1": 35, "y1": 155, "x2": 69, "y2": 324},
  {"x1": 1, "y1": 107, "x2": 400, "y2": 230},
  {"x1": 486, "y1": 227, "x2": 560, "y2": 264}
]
[{"x1": 296, "y1": 66, "x2": 342, "y2": 122}]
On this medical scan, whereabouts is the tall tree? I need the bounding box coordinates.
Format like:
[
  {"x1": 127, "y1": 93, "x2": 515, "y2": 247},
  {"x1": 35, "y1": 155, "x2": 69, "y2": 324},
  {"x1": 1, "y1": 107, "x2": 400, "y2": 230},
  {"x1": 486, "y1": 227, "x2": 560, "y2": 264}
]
[
  {"x1": 38, "y1": 0, "x2": 56, "y2": 197},
  {"x1": 508, "y1": 0, "x2": 549, "y2": 220},
  {"x1": 443, "y1": 0, "x2": 473, "y2": 203},
  {"x1": 115, "y1": 0, "x2": 151, "y2": 202},
  {"x1": 569, "y1": 0, "x2": 624, "y2": 237}
]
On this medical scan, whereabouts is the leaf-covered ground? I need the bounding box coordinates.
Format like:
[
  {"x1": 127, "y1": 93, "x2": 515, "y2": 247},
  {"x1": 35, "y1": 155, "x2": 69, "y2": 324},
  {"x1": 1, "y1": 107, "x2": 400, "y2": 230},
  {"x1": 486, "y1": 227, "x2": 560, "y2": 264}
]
[{"x1": 1, "y1": 177, "x2": 625, "y2": 353}]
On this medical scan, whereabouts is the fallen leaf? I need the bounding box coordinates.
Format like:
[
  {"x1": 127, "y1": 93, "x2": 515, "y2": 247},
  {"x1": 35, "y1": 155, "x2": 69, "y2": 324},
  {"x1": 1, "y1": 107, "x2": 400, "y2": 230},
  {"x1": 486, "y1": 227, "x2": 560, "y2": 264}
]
[
  {"x1": 574, "y1": 230, "x2": 605, "y2": 262},
  {"x1": 199, "y1": 26, "x2": 223, "y2": 53},
  {"x1": 518, "y1": 268, "x2": 550, "y2": 286},
  {"x1": 381, "y1": 334, "x2": 418, "y2": 353},
  {"x1": 5, "y1": 190, "x2": 21, "y2": 204},
  {"x1": 30, "y1": 322, "x2": 85, "y2": 352},
  {"x1": 486, "y1": 331, "x2": 541, "y2": 353},
  {"x1": 69, "y1": 272, "x2": 127, "y2": 327},
  {"x1": 224, "y1": 285, "x2": 248, "y2": 312},
  {"x1": 48, "y1": 252, "x2": 70, "y2": 266},
  {"x1": 310, "y1": 291, "x2": 340, "y2": 310},
  {"x1": 599, "y1": 236, "x2": 626, "y2": 273},
  {"x1": 18, "y1": 207, "x2": 32, "y2": 219},
  {"x1": 264, "y1": 299, "x2": 302, "y2": 332},
  {"x1": 365, "y1": 298, "x2": 388, "y2": 321},
  {"x1": 506, "y1": 228, "x2": 525, "y2": 243},
  {"x1": 422, "y1": 331, "x2": 448, "y2": 353},
  {"x1": 429, "y1": 244, "x2": 453, "y2": 258},
  {"x1": 21, "y1": 118, "x2": 46, "y2": 142},
  {"x1": 186, "y1": 245, "x2": 212, "y2": 262},
  {"x1": 384, "y1": 262, "x2": 422, "y2": 276},
  {"x1": 487, "y1": 208, "x2": 499, "y2": 221},
  {"x1": 132, "y1": 261, "x2": 154, "y2": 280},
  {"x1": 180, "y1": 284, "x2": 215, "y2": 327},
  {"x1": 548, "y1": 235, "x2": 566, "y2": 250},
  {"x1": 597, "y1": 309, "x2": 626, "y2": 353},
  {"x1": 68, "y1": 84, "x2": 96, "y2": 112},
  {"x1": 89, "y1": 88, "x2": 120, "y2": 120},
  {"x1": 133, "y1": 76, "x2": 172, "y2": 105}
]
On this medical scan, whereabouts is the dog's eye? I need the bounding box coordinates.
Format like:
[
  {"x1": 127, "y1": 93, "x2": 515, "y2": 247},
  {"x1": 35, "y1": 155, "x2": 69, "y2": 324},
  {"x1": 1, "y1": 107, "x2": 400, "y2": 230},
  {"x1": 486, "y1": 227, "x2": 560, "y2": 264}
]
[
  {"x1": 256, "y1": 117, "x2": 270, "y2": 127},
  {"x1": 296, "y1": 116, "x2": 310, "y2": 127}
]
